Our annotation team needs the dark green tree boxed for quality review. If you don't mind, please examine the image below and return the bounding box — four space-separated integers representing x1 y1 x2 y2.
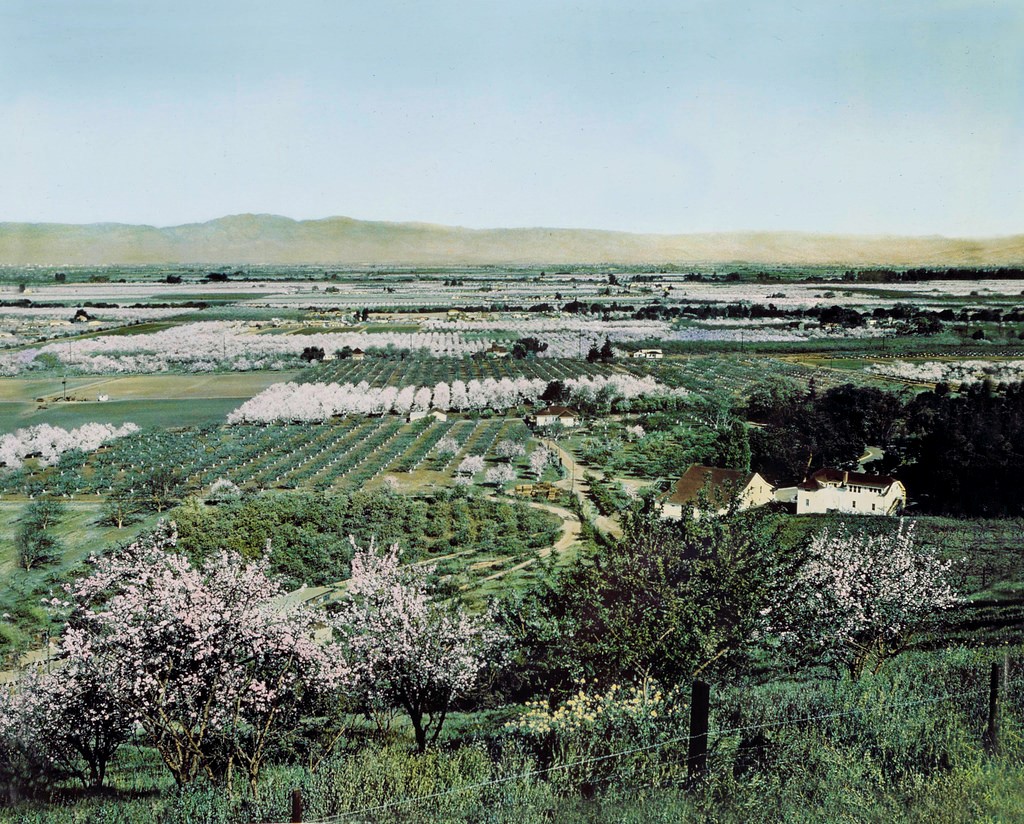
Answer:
505 498 795 691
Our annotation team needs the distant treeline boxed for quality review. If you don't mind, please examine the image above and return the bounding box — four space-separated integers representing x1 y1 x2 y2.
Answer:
637 301 1024 328
844 267 1024 282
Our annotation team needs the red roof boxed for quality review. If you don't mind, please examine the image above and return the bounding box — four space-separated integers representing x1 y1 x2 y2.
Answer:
666 465 760 505
536 405 576 418
806 468 897 489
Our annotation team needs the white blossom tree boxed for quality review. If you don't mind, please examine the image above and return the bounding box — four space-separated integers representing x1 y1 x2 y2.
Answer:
456 454 485 479
335 539 506 751
529 446 554 479
780 521 959 677
431 381 451 412
434 436 460 458
494 439 526 462
484 464 517 488
450 380 469 411
412 386 433 413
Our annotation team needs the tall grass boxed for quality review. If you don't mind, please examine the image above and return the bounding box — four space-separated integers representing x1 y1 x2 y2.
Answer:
5 646 1023 823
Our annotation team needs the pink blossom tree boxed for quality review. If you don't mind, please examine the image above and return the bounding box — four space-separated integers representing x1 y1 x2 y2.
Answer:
59 522 352 791
336 539 506 752
8 654 135 789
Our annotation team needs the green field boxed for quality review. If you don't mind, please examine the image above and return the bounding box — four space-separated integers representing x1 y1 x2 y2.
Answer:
0 371 302 432
0 502 158 577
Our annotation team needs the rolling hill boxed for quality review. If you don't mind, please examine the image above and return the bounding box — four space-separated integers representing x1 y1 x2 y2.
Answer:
1 213 1022 267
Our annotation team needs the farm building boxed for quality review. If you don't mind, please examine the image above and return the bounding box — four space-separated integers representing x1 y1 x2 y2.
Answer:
661 464 774 519
534 405 578 427
779 468 906 515
632 348 664 359
350 348 366 361
486 343 511 358
408 409 447 422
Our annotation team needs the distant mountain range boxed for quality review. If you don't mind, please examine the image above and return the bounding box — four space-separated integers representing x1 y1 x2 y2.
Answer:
0 214 1021 267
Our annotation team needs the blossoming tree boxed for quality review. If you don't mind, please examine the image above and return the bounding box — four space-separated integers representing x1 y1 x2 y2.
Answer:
781 520 959 677
6 649 136 789
336 539 506 752
59 522 351 791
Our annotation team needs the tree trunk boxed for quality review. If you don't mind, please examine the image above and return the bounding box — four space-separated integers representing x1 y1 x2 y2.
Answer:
409 708 427 753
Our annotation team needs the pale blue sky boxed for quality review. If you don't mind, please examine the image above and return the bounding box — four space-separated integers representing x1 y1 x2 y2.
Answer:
1 1 1021 235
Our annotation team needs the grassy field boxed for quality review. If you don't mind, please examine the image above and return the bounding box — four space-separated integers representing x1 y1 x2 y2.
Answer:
0 371 302 432
0 502 157 577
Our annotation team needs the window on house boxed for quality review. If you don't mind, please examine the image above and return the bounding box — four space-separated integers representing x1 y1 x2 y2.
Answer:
871 503 876 511
851 500 856 508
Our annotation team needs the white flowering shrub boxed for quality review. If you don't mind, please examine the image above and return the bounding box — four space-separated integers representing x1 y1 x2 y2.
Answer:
506 680 686 785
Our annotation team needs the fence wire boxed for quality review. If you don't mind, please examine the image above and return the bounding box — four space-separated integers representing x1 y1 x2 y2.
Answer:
270 685 984 824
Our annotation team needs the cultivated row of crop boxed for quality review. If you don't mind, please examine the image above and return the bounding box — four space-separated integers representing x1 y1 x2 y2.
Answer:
1 321 496 375
866 358 1024 385
626 355 881 398
1 417 539 499
227 373 687 423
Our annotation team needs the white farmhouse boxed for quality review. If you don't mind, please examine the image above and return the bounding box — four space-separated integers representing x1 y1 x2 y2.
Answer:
534 405 578 427
632 348 664 359
661 464 775 520
784 468 906 515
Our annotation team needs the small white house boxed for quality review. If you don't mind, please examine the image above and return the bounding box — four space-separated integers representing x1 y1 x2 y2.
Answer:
783 468 906 515
661 464 774 520
408 409 448 422
632 348 664 359
535 405 578 427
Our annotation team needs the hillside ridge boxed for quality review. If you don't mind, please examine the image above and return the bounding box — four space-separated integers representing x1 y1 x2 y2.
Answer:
1 214 1022 266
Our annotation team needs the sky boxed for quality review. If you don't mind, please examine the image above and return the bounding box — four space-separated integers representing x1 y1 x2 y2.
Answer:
1 0 1022 236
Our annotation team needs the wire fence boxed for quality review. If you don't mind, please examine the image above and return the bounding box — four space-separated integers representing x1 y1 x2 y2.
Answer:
265 681 995 824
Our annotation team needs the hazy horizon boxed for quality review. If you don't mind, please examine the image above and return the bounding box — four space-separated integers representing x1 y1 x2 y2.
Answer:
3 2 1022 237
3 212 1023 242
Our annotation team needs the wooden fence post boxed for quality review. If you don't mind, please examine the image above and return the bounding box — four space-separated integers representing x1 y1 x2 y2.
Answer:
983 662 1001 755
291 787 303 823
687 680 711 783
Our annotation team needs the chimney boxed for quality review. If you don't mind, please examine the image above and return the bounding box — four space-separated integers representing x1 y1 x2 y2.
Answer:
843 470 849 485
